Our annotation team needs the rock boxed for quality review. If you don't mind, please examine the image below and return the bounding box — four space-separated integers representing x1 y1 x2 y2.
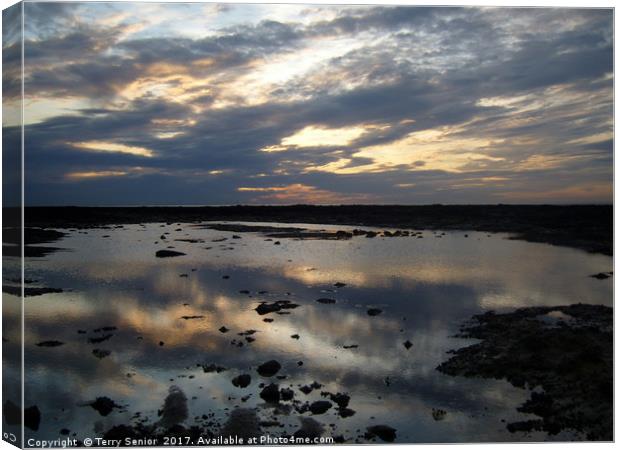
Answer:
309 401 332 415
3 286 64 297
297 361 303 366
365 231 377 238
367 308 382 316
88 334 113 344
437 304 613 440
300 385 313 395
92 349 111 359
291 334 300 340
280 388 294 401
159 341 165 346
257 360 281 377
403 340 413 350
255 301 300 315
181 315 204 320
24 405 41 431
222 275 230 279
366 425 396 442
219 326 229 333
155 250 186 258
329 393 350 408
239 290 250 294
89 397 120 416
432 408 447 421
232 374 251 388
334 282 346 288
200 364 227 373
260 384 280 403
3 400 20 425
339 408 356 418
316 298 336 304
263 318 274 323
591 272 611 280
343 344 358 349
36 340 64 347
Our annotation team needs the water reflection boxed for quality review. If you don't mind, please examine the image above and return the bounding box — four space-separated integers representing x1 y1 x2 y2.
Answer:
4 222 612 444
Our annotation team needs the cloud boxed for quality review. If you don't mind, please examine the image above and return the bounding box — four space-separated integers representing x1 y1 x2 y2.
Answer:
10 4 613 205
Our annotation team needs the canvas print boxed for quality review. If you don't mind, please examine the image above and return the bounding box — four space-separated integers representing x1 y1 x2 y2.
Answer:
1 1 613 447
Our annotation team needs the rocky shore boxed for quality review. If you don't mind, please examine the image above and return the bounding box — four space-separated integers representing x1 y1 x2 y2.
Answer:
14 204 612 255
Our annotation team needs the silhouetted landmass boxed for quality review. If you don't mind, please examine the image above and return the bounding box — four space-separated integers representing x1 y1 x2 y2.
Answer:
13 204 613 255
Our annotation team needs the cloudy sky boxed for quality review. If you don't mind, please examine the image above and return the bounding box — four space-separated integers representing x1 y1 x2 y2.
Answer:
2 2 613 205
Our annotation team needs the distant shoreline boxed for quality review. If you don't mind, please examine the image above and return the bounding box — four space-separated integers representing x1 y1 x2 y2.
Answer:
5 204 613 256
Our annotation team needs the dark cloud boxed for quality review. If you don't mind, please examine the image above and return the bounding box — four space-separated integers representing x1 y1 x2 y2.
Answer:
8 4 612 205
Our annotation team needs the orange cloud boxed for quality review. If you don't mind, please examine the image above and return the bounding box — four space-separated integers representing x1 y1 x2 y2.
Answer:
238 183 372 204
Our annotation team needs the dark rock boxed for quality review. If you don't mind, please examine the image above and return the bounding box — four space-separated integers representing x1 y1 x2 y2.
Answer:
260 384 280 403
36 340 64 347
437 304 612 440
89 397 120 416
200 364 227 373
291 334 300 340
309 401 332 415
339 408 356 418
334 282 346 288
329 393 350 408
255 300 300 315
257 360 281 377
316 298 336 304
24 405 41 431
280 388 294 401
432 408 447 421
366 425 396 442
232 374 251 388
219 326 229 333
403 340 413 350
3 286 64 297
92 349 111 359
299 385 313 395
591 272 611 280
155 250 186 258
367 308 382 316
88 334 113 344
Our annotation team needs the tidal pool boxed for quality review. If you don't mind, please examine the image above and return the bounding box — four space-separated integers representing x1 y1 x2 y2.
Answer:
3 221 613 444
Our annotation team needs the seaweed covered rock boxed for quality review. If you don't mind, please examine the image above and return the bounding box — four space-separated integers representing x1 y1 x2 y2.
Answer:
437 304 612 440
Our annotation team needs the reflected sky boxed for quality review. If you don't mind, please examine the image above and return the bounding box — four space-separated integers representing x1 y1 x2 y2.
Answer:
4 222 612 443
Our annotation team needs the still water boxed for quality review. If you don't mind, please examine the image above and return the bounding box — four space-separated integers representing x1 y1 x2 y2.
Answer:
4 222 613 443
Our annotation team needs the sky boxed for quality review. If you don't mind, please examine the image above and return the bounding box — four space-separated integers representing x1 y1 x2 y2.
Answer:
2 2 614 205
